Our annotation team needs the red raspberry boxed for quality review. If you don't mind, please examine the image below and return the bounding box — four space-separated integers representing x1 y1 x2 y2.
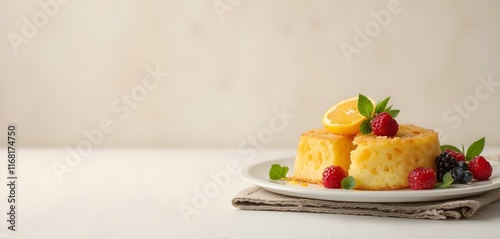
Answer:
408 167 437 190
444 148 466 162
322 166 348 188
371 112 399 137
468 156 492 181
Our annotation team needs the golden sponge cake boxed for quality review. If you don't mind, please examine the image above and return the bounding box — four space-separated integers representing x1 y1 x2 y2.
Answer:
349 124 440 190
292 129 355 184
291 124 440 190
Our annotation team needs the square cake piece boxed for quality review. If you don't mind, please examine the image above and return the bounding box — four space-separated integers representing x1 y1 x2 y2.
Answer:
292 128 355 184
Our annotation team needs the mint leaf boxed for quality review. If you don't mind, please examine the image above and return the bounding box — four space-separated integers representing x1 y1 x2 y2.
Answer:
357 94 374 119
375 97 390 114
435 172 453 189
341 176 356 189
360 119 372 134
282 166 289 177
440 145 462 153
387 109 400 118
466 137 485 161
269 164 289 180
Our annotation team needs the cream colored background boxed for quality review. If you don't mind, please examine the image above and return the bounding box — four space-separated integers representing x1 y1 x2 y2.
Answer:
1 0 499 148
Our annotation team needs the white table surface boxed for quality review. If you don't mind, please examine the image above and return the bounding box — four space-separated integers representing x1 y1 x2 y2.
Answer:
1 147 500 239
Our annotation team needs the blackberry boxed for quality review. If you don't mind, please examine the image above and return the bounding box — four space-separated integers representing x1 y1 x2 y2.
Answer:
435 152 457 182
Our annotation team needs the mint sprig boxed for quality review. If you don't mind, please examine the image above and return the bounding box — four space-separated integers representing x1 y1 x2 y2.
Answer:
341 176 356 189
269 164 289 180
358 94 399 135
440 137 485 162
435 172 453 189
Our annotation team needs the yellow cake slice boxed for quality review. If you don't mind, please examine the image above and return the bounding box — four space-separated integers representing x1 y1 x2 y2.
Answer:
349 124 440 190
292 128 355 184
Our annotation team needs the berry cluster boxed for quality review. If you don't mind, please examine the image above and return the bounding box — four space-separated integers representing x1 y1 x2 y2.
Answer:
409 140 492 190
436 149 492 183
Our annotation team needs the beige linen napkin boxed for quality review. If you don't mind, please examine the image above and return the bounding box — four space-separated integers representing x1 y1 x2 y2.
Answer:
232 186 500 220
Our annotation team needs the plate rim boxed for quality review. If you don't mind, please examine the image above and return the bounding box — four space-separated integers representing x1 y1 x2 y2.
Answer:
241 157 500 203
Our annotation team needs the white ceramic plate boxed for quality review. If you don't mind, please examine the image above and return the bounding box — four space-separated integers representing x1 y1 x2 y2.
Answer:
241 157 500 202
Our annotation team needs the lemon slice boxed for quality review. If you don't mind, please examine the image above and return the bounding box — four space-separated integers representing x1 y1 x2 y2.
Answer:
322 96 375 135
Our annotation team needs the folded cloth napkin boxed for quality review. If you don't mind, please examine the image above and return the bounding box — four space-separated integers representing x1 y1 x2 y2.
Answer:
232 186 500 220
